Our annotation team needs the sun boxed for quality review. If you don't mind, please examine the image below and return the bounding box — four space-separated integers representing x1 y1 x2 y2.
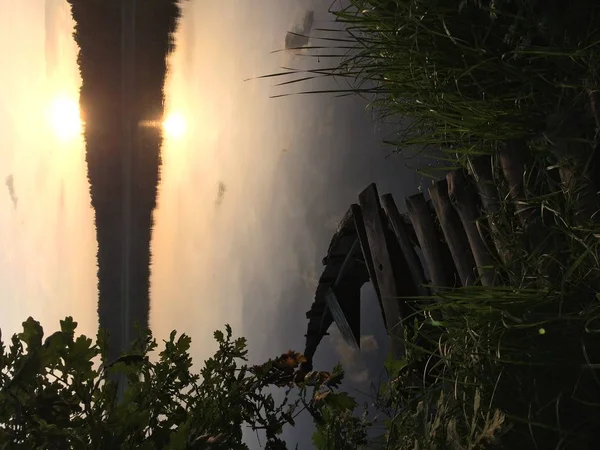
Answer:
163 112 187 139
48 96 82 141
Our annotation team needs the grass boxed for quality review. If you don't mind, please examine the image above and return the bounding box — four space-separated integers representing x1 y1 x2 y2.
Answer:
263 0 600 157
258 0 600 448
375 156 600 448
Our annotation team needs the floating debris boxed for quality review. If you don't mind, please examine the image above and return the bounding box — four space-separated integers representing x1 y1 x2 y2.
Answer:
5 175 17 209
215 181 227 206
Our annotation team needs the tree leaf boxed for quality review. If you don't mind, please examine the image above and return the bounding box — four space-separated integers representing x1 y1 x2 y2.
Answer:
19 317 43 350
60 317 78 336
312 429 328 450
384 352 408 377
167 418 191 450
327 392 357 412
323 369 344 388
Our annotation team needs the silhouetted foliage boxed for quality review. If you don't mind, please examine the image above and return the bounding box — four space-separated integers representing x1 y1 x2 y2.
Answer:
0 317 370 449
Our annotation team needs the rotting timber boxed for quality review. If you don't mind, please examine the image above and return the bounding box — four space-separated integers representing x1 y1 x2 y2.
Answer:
301 149 600 371
300 207 369 374
300 186 423 374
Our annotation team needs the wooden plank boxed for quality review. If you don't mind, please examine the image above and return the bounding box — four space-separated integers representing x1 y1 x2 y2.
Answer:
358 184 407 358
324 289 359 349
338 283 362 348
468 155 511 262
403 193 456 289
319 238 362 347
333 239 360 287
351 204 386 329
468 155 500 214
318 308 333 335
446 170 497 286
381 194 429 297
429 180 478 286
400 213 420 248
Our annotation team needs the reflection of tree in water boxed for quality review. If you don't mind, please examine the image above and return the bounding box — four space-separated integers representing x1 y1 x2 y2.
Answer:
66 0 182 365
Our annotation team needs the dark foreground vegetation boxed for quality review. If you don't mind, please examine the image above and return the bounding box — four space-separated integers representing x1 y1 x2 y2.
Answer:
0 318 361 449
264 0 600 448
67 0 182 363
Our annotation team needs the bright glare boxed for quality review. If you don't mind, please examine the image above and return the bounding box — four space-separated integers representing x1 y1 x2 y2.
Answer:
163 112 187 139
49 96 82 141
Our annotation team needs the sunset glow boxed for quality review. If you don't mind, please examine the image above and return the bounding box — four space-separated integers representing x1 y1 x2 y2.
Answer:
48 96 82 141
163 112 187 139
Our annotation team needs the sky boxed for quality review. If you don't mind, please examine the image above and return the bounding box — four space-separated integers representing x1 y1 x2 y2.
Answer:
0 0 97 340
0 0 426 447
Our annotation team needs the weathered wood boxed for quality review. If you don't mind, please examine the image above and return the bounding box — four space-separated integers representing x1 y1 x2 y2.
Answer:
498 141 537 225
404 193 457 289
468 155 512 262
358 184 409 358
381 194 429 296
446 170 497 286
314 239 363 348
398 213 420 248
324 289 359 350
429 180 478 286
351 204 386 329
468 155 500 214
333 239 360 287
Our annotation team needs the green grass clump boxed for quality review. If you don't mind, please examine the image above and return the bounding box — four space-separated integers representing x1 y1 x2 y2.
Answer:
381 287 600 448
370 157 600 448
265 0 600 155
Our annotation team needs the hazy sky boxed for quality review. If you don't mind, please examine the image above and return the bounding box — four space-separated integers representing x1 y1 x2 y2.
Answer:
0 0 97 340
0 0 424 447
